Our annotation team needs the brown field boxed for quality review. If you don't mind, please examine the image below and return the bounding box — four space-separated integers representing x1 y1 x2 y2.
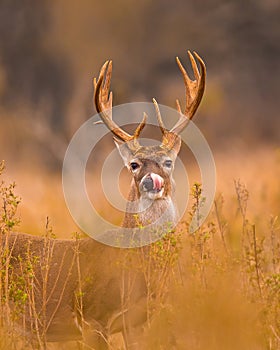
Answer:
1 144 279 349
3 145 279 236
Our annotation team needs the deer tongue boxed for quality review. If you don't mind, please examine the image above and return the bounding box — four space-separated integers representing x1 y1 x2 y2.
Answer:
150 173 164 191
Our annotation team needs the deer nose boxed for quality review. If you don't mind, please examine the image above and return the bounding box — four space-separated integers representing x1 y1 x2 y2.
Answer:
141 173 164 192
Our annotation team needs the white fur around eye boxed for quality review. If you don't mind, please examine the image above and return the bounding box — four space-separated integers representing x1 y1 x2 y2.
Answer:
164 160 172 168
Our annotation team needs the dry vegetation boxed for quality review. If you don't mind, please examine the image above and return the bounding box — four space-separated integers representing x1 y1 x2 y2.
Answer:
1 145 279 349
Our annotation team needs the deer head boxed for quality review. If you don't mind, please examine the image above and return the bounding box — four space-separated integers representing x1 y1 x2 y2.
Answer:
93 51 206 229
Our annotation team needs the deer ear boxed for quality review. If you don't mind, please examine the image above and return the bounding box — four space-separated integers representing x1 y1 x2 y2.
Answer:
113 138 134 166
171 135 181 156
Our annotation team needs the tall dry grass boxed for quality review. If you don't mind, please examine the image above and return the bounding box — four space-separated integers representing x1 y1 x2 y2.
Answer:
0 145 280 349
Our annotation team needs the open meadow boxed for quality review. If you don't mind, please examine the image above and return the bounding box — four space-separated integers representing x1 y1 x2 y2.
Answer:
1 144 279 349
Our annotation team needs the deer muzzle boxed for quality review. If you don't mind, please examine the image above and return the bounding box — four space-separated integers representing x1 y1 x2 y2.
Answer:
141 173 164 193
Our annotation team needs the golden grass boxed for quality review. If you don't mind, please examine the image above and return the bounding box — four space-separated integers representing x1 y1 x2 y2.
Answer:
1 145 280 349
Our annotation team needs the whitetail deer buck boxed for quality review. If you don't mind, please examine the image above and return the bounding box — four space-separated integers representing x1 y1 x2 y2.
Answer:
93 50 205 237
1 51 206 349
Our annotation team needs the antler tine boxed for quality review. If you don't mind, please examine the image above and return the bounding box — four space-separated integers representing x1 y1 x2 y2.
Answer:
175 99 182 114
134 113 147 138
153 98 166 134
170 51 206 135
94 60 112 116
94 60 146 143
153 98 180 150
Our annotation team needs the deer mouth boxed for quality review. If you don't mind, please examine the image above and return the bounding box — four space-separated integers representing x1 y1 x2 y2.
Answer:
140 173 164 199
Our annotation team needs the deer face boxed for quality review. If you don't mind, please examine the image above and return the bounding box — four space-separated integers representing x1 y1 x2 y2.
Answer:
114 140 181 201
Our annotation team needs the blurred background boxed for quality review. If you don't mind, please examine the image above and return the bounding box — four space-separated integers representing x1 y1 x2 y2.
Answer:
0 0 279 234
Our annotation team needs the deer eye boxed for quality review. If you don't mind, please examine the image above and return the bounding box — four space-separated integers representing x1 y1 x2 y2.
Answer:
130 162 140 171
164 160 172 168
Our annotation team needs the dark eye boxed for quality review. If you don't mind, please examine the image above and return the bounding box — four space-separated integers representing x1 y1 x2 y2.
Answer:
164 160 172 168
130 162 140 171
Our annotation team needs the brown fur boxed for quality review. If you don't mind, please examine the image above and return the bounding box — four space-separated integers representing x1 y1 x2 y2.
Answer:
119 145 179 229
3 232 146 349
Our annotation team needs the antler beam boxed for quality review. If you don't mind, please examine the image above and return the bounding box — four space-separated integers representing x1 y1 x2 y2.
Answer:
93 60 146 143
171 50 206 134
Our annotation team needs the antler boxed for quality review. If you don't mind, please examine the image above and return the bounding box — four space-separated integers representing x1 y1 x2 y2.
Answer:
94 51 206 150
93 60 146 143
153 51 206 149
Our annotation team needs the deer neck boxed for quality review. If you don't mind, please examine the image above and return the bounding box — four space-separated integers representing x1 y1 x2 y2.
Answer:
122 178 178 229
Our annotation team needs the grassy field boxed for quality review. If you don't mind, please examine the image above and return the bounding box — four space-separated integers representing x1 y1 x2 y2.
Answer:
0 145 280 349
